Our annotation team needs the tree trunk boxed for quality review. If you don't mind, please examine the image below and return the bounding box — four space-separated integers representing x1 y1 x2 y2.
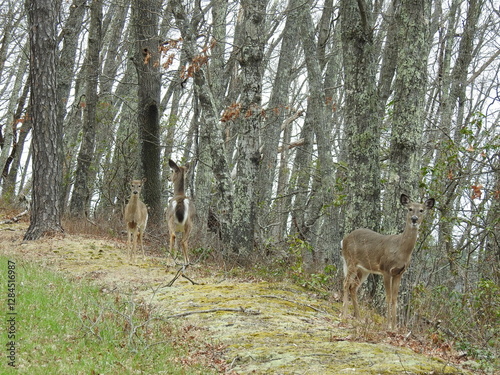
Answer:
70 0 102 217
340 0 381 306
386 0 431 323
133 0 163 226
340 0 380 233
1 45 29 200
2 67 31 200
298 0 335 271
57 0 87 126
231 0 267 260
256 0 299 244
24 0 64 240
383 0 430 233
433 0 481 276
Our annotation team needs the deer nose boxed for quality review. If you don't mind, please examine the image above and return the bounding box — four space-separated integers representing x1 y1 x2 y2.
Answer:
411 216 418 224
133 191 138 194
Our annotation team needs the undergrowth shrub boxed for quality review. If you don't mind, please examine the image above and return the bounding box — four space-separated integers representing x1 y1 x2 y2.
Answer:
252 235 338 298
410 280 499 373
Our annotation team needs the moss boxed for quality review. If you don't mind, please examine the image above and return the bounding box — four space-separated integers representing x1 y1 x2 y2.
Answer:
0 226 471 374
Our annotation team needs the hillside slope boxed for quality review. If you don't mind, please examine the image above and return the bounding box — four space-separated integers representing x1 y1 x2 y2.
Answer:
0 223 471 374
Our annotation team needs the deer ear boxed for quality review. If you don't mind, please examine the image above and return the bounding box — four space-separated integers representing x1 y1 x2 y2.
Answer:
142 178 147 183
169 159 179 171
425 198 435 209
400 194 410 206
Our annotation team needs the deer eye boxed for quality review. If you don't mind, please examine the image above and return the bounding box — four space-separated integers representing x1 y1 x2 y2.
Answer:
419 209 424 213
408 208 413 212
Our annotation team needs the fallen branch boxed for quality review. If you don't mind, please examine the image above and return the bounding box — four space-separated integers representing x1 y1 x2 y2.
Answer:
166 264 199 287
261 295 329 314
0 209 29 225
165 306 260 319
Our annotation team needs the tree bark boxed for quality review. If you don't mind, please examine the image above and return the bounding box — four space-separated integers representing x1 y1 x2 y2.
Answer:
383 0 430 233
339 0 381 305
256 0 299 243
340 0 381 233
297 0 335 271
384 0 432 323
24 0 64 240
133 0 163 226
70 0 102 217
231 0 267 260
2 64 31 200
0 44 29 199
433 0 481 275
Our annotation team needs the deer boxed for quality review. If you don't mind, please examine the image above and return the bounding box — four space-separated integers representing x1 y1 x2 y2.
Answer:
165 159 195 265
341 193 435 329
124 179 148 263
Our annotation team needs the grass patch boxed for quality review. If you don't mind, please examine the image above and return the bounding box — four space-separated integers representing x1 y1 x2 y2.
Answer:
0 256 220 374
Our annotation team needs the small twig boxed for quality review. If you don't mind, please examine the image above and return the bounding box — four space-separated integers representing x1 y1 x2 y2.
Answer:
166 264 192 287
78 308 104 341
165 306 260 319
166 267 184 287
260 295 329 314
181 273 199 285
165 264 199 286
86 217 97 226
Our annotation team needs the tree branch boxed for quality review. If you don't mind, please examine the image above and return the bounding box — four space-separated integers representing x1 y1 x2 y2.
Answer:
165 307 260 319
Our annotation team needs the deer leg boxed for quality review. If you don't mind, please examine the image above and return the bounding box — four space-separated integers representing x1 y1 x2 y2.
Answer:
180 236 190 265
383 274 393 328
139 227 145 259
390 275 402 329
342 267 356 317
183 224 191 265
342 274 351 318
352 269 370 319
350 270 362 319
127 227 133 260
343 268 364 319
131 227 138 263
169 232 176 257
383 273 402 329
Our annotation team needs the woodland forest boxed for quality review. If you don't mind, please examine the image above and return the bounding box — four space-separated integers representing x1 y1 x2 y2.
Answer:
0 0 499 368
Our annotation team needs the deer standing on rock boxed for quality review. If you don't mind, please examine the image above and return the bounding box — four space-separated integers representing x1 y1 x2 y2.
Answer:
341 194 435 329
165 159 195 265
124 179 148 262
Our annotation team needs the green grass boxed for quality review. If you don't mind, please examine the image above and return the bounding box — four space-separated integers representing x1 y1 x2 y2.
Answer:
1 257 218 374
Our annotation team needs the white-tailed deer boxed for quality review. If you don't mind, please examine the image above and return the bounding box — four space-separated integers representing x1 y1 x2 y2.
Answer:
341 194 435 329
165 159 195 265
124 179 148 262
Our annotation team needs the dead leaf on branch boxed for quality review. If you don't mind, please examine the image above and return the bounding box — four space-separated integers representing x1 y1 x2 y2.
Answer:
471 184 483 199
221 103 242 122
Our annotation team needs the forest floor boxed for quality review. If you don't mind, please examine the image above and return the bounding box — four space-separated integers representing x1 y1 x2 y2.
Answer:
0 218 477 374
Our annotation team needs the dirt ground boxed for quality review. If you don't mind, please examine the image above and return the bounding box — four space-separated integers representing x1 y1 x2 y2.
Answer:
0 222 473 374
